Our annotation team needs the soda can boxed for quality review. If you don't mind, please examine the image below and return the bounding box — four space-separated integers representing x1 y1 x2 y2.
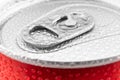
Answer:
0 0 120 80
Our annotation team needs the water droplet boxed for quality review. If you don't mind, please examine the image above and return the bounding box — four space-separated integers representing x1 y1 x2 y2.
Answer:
25 76 30 80
31 69 36 73
75 73 81 77
68 74 74 78
37 71 42 75
4 77 9 80
107 77 112 80
9 66 13 71
31 75 37 79
55 76 62 80
37 77 43 80
46 69 51 73
45 78 49 80
10 76 16 80
52 72 57 75
24 68 28 73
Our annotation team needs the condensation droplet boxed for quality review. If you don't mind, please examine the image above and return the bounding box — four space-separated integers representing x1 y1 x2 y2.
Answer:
75 73 81 77
31 75 37 79
37 71 43 75
24 68 28 73
4 77 9 80
9 66 13 71
25 76 30 80
31 69 36 73
107 77 112 80
37 77 43 80
55 76 62 80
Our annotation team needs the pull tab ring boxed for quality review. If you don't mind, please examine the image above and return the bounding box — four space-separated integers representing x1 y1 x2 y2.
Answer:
17 11 95 53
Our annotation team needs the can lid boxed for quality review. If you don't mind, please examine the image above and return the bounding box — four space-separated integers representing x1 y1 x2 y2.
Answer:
0 0 120 68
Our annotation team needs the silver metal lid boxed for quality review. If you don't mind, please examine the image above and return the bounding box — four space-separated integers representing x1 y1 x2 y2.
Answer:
0 0 120 68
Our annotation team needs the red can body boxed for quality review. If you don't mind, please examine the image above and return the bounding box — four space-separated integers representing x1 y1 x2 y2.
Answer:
0 53 120 80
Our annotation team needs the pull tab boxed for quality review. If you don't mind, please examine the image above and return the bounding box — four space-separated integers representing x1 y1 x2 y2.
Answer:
17 11 95 53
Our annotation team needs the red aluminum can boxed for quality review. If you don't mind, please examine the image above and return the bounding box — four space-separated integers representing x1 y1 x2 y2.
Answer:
0 0 120 80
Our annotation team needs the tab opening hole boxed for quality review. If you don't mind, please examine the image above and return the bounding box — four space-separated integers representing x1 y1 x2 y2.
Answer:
56 16 68 24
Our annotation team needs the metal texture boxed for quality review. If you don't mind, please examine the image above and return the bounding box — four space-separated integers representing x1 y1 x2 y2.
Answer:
0 0 120 68
0 0 120 80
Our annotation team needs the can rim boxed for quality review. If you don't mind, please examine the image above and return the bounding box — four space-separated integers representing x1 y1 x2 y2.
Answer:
0 44 120 68
0 0 120 68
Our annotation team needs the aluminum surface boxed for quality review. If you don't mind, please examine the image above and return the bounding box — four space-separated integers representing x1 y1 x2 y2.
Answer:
0 0 120 68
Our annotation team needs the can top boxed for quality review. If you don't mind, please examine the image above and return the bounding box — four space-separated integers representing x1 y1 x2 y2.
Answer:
0 0 120 68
